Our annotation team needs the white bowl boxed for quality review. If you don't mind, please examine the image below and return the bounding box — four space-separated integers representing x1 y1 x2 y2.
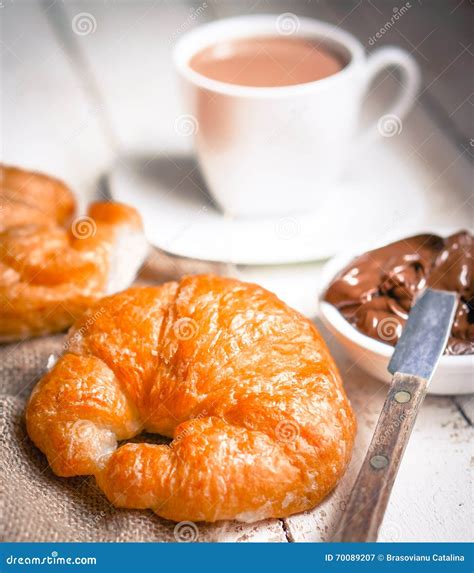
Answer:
319 251 473 395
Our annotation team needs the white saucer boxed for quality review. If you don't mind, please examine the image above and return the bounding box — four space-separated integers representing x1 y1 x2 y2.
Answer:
109 141 470 265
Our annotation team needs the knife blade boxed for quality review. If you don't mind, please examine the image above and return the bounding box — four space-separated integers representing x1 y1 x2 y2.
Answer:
388 288 458 381
336 288 458 542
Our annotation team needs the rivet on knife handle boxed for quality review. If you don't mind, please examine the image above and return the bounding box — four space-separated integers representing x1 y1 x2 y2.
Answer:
334 289 457 543
335 372 428 542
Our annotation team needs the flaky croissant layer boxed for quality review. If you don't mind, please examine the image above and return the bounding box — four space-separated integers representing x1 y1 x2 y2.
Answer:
26 275 356 523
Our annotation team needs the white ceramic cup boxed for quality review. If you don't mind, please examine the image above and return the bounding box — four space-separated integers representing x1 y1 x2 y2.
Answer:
174 15 420 218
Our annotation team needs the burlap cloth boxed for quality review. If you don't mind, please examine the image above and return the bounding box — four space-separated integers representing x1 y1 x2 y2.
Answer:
0 251 234 542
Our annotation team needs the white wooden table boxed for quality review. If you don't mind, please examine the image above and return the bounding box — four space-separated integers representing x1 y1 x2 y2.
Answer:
1 0 472 542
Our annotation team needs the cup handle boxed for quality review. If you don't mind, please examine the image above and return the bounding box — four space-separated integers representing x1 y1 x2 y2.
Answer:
359 46 421 142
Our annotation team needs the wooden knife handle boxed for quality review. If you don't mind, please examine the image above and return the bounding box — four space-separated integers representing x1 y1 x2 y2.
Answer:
335 372 428 542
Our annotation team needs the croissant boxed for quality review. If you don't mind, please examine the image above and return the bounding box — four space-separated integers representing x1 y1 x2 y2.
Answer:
26 275 356 523
0 165 148 341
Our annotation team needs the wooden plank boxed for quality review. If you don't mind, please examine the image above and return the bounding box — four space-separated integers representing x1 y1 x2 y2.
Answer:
0 0 112 206
454 395 474 426
283 320 473 542
336 372 432 543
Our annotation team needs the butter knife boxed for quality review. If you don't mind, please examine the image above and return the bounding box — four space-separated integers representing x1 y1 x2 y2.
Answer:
336 288 458 542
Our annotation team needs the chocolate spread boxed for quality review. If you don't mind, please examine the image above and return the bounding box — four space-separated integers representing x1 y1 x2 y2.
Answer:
324 231 473 355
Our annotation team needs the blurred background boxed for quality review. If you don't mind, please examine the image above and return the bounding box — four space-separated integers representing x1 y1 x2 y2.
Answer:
2 0 472 186
1 2 472 317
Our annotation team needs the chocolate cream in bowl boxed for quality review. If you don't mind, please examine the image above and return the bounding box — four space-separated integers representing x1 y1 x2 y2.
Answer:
324 231 473 355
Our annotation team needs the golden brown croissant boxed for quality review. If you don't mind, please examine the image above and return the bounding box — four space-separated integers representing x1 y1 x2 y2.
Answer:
26 275 356 523
0 165 148 341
